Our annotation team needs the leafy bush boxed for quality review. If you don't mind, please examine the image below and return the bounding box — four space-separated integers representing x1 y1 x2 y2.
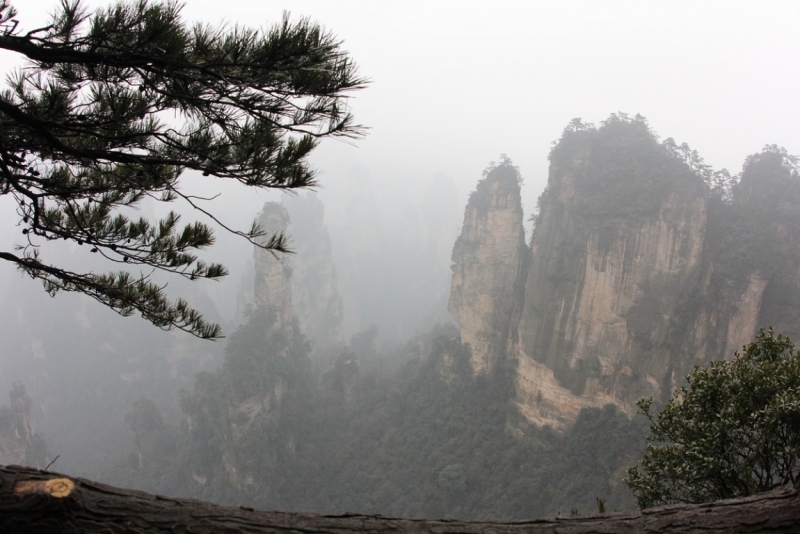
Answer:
626 328 800 508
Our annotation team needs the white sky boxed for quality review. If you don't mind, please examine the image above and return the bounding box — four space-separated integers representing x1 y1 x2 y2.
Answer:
6 0 800 219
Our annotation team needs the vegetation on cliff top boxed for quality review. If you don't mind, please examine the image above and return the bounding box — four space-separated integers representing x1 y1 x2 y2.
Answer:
467 154 523 211
547 113 707 218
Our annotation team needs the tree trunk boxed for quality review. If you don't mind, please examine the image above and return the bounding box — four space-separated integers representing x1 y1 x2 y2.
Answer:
1 465 799 533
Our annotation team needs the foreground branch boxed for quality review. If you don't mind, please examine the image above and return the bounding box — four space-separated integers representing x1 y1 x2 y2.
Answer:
1 465 799 533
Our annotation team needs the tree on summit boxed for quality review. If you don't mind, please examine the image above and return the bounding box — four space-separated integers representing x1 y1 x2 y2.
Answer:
0 0 365 339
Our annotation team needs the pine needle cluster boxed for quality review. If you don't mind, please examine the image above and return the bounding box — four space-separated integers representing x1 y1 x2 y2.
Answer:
0 0 366 338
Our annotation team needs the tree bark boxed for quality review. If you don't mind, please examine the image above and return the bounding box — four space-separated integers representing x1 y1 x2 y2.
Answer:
1 464 799 533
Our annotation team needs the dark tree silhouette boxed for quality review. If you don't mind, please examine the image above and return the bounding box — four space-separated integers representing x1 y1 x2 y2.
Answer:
0 0 365 338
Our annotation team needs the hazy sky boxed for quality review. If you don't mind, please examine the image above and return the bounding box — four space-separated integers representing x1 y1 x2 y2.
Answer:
5 0 800 221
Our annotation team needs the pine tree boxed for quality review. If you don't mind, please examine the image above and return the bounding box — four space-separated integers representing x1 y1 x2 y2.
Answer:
0 0 365 339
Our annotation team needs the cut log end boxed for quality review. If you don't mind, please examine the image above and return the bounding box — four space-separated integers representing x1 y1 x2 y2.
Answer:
13 478 75 498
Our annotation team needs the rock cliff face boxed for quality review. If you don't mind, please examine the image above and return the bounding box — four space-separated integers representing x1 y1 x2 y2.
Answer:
449 165 526 372
0 384 49 467
282 193 345 358
512 125 708 427
449 118 800 428
253 203 294 332
203 199 341 492
252 198 344 357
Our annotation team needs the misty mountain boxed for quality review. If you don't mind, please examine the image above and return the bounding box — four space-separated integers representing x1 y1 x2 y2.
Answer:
451 114 800 429
3 113 799 520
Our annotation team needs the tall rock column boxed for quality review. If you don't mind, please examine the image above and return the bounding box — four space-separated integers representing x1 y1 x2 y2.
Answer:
449 163 527 372
282 193 345 359
204 201 311 493
253 203 294 332
445 120 800 432
513 120 708 428
0 384 49 468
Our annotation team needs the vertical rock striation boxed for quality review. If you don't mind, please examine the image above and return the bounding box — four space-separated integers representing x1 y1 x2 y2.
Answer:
253 203 294 332
448 164 526 372
512 121 708 427
282 193 345 359
449 118 800 429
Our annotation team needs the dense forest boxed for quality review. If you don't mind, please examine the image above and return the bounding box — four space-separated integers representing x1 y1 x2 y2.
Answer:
100 318 647 519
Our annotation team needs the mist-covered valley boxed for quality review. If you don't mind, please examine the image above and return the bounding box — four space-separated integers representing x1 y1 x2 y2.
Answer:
1 0 800 524
4 111 800 518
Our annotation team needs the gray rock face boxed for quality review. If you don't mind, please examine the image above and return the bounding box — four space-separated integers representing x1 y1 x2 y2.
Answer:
449 123 800 429
282 193 344 359
448 165 526 372
219 197 346 489
513 144 708 428
251 197 345 357
253 203 294 332
0 384 48 467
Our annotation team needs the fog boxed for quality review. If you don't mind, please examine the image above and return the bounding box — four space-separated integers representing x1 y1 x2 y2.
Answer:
7 1 800 217
4 0 797 326
1 0 799 518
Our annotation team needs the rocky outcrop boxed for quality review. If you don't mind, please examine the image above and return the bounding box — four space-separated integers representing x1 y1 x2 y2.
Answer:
191 201 325 493
448 118 800 429
512 125 708 427
282 193 344 359
448 164 526 372
0 384 49 467
253 203 294 332
723 271 768 357
251 196 345 359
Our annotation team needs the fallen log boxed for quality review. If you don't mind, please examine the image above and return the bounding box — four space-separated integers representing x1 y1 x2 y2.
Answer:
1 464 799 533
